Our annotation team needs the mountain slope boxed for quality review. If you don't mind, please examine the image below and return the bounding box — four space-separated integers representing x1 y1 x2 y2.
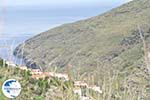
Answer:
14 0 150 71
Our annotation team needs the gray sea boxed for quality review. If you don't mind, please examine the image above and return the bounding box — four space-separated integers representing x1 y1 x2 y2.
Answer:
0 2 123 65
0 34 32 65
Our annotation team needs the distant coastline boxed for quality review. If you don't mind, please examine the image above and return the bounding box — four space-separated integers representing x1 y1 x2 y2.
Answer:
0 34 33 65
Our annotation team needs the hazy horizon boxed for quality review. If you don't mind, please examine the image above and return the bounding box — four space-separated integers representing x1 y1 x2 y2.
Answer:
0 0 132 36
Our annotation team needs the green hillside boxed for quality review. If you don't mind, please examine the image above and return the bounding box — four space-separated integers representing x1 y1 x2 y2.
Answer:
14 0 150 71
0 59 75 100
1 58 150 99
11 0 150 99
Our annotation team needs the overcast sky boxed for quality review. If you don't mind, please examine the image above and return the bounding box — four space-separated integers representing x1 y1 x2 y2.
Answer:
0 0 133 35
4 0 132 7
